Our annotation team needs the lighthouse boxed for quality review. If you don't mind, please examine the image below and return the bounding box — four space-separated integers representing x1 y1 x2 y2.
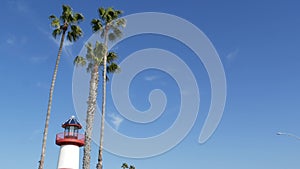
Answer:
55 116 85 169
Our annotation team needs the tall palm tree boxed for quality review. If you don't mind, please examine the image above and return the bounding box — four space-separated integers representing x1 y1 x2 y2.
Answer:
91 7 126 169
38 5 83 169
74 42 120 169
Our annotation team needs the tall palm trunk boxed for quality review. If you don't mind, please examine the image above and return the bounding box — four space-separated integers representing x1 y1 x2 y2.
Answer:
38 30 66 169
97 26 109 169
83 64 99 169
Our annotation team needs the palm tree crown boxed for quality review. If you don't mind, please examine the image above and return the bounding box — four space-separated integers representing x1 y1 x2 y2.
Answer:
74 41 120 73
121 163 129 169
49 5 84 41
129 166 136 169
121 163 135 169
91 7 126 40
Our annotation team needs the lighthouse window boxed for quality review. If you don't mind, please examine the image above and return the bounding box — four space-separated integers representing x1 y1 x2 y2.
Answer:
74 129 78 138
63 126 79 138
69 126 75 136
64 128 69 137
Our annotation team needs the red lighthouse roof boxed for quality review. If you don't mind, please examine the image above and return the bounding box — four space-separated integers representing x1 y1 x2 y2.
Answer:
62 115 82 129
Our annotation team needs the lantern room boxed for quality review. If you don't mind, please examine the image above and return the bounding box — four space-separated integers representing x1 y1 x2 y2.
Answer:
55 116 84 147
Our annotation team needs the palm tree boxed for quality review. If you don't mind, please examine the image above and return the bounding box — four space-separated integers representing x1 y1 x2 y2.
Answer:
121 163 129 169
38 5 83 169
121 163 135 169
129 165 136 169
74 42 120 169
91 7 126 169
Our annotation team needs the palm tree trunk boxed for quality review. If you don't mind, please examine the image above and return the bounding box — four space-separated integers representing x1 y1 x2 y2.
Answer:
82 64 99 169
97 26 109 169
38 30 66 169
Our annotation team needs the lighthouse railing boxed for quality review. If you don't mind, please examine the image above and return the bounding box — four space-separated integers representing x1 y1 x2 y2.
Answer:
56 132 85 146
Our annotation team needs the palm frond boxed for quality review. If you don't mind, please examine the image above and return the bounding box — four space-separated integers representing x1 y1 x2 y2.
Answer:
85 42 94 60
111 9 123 21
129 166 135 169
107 52 118 63
94 41 106 64
107 62 120 74
62 5 72 13
67 32 73 42
49 15 60 28
99 7 123 23
74 13 84 23
115 10 123 16
86 62 94 72
85 42 97 64
106 7 114 22
67 25 83 42
121 163 129 169
51 19 60 28
108 33 117 42
100 31 105 39
115 18 126 28
113 28 123 38
98 7 105 18
85 42 93 51
74 56 86 66
49 14 57 19
52 28 62 39
61 5 72 22
107 27 122 41
91 19 103 32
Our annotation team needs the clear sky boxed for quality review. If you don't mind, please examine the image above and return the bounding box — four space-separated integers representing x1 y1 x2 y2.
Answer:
1 0 300 169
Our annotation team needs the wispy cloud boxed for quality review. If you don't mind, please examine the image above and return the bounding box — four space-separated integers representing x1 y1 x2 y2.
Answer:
30 55 48 64
226 48 239 61
38 27 74 59
16 1 29 13
49 35 74 59
6 36 15 45
29 129 42 141
8 0 29 13
52 37 74 47
108 113 124 130
5 34 27 45
144 75 160 81
36 81 49 89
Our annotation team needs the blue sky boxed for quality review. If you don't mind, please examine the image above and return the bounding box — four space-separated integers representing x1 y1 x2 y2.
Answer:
1 0 300 169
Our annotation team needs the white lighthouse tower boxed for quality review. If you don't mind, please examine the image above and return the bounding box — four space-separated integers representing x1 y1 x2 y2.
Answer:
55 116 85 169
